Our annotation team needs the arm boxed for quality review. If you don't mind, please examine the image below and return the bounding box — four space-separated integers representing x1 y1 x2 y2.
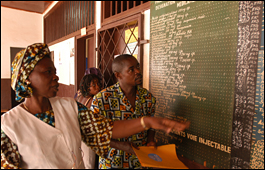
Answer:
77 102 113 158
111 91 189 138
112 117 190 139
80 100 189 156
1 130 21 169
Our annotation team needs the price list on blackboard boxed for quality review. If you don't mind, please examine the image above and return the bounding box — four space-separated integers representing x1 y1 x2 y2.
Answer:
149 1 263 169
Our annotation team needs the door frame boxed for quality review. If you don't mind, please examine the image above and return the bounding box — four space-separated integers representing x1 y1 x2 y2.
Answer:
75 29 96 92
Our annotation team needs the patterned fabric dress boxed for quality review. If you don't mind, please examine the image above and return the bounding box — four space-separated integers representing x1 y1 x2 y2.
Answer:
90 82 156 169
1 102 113 169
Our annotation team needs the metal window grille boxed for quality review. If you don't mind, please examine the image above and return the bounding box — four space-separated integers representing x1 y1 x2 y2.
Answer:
97 20 139 88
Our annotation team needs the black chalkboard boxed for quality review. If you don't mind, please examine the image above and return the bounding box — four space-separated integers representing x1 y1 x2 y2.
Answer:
249 4 264 165
149 1 263 169
250 50 264 169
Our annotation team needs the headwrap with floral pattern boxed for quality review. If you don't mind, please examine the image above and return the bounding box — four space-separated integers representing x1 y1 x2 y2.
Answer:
11 43 50 102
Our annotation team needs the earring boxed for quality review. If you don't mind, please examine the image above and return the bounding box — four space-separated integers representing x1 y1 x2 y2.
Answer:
25 80 31 85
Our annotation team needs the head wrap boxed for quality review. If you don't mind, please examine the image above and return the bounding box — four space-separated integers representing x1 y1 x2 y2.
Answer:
84 67 102 80
11 43 50 102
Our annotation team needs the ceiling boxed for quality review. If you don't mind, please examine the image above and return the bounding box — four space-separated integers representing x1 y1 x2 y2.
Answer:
1 1 53 14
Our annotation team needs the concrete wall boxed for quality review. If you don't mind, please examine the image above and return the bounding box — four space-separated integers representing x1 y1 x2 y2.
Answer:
1 7 43 110
1 6 43 79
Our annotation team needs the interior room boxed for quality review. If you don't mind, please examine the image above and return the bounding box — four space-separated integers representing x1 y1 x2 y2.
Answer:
1 1 264 169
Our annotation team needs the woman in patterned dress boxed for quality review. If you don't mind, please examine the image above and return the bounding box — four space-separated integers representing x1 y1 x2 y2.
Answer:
1 43 190 169
75 73 102 169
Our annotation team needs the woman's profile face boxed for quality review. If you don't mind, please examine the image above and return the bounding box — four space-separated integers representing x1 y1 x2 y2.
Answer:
28 57 59 98
89 78 101 96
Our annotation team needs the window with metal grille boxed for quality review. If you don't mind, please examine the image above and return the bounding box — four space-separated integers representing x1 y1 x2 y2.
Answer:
98 1 150 88
97 20 140 88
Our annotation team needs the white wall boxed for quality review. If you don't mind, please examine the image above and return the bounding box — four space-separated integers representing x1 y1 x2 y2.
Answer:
1 7 43 78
